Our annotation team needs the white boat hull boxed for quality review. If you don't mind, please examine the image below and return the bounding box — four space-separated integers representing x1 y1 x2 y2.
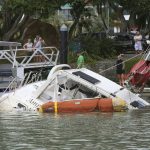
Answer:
0 65 149 111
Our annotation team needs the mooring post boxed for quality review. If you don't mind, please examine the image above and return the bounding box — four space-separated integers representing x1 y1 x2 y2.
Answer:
60 24 68 64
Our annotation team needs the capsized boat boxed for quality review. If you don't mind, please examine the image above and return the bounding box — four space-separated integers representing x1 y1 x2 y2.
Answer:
0 64 149 113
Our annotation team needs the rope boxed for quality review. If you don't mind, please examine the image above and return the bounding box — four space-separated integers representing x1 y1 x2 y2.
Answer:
99 50 149 74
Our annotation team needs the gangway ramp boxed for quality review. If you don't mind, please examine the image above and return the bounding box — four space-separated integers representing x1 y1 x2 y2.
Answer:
0 41 59 90
0 46 59 69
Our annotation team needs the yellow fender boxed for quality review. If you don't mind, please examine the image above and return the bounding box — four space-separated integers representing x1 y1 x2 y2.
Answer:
38 106 44 113
112 97 127 112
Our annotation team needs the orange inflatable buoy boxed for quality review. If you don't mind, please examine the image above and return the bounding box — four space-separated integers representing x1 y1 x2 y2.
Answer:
38 98 99 113
98 98 114 112
38 101 54 113
57 98 98 113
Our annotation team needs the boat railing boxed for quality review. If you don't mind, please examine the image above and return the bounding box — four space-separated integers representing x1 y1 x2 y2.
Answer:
2 69 43 94
0 46 59 68
20 71 42 86
3 76 19 93
0 94 9 104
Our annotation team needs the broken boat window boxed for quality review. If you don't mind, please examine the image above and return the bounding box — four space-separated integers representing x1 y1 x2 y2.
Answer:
72 71 100 84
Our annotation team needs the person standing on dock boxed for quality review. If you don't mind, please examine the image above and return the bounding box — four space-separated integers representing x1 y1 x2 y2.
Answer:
23 38 33 56
116 54 125 86
23 38 33 49
34 37 46 62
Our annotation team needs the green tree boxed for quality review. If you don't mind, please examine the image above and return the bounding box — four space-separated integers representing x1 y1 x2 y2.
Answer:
1 0 150 41
110 0 150 31
67 0 88 39
0 0 65 41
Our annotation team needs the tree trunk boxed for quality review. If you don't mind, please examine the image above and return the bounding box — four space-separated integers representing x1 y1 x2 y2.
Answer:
2 14 29 41
69 19 79 40
96 4 108 31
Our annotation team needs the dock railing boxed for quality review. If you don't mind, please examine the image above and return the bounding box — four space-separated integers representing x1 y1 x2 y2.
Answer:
0 46 59 69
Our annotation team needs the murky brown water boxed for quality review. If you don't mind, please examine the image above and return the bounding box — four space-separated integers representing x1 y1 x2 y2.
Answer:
0 106 150 150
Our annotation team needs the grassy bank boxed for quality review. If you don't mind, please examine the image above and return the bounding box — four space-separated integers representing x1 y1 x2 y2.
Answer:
124 56 141 73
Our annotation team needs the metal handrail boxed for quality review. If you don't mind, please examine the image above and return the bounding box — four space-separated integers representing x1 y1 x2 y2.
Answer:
19 70 43 86
0 46 59 95
0 46 59 68
2 70 43 94
3 76 19 93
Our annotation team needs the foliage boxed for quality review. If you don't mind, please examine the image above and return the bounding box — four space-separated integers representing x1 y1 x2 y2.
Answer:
80 35 116 58
0 0 149 43
0 0 66 40
2 0 63 17
110 0 150 31
68 49 98 68
67 0 89 39
90 16 105 32
46 12 65 32
68 33 117 66
69 0 86 20
124 56 141 73
91 0 150 32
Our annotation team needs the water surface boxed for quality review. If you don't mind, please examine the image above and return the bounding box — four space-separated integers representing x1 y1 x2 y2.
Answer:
0 108 150 150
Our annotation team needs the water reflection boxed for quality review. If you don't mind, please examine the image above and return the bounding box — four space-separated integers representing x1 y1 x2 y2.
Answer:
0 110 150 150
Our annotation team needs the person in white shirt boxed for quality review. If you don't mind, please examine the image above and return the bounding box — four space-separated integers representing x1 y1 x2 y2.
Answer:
23 38 33 56
23 38 33 49
134 31 143 54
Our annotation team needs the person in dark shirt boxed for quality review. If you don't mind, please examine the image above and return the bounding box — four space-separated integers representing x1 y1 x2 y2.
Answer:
116 54 125 86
